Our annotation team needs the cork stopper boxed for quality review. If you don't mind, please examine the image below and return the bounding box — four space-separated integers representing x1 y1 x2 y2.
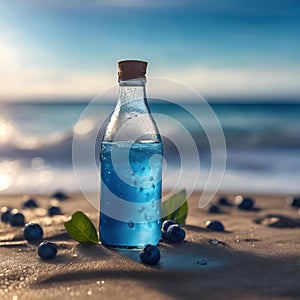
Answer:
118 60 148 81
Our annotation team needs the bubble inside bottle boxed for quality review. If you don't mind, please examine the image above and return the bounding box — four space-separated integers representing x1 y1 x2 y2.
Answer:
128 220 134 228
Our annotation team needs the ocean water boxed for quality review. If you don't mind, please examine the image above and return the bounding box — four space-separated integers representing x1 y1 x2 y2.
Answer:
0 101 300 195
100 141 162 247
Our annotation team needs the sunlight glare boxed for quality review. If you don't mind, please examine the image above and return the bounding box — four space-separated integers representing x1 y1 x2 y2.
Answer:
0 119 13 143
0 160 20 191
0 172 13 191
73 119 94 136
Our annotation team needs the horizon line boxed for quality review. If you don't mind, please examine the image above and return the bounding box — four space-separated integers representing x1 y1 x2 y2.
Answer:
1 94 300 104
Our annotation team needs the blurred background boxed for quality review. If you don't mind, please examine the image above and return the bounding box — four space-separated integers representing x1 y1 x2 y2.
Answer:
0 0 299 195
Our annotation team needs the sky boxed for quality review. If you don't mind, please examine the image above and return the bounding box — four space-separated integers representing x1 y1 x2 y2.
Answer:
0 0 299 101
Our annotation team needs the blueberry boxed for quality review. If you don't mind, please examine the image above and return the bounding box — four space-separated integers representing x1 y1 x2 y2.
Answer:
286 196 300 208
38 241 57 260
218 196 232 206
139 244 160 265
162 219 177 232
9 210 25 227
24 223 43 241
166 224 186 243
208 204 220 213
206 220 225 231
160 231 167 241
51 191 68 201
234 195 254 210
48 206 61 216
22 197 38 209
1 207 12 223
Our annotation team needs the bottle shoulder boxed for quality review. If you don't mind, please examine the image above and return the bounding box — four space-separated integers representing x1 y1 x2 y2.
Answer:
103 104 161 143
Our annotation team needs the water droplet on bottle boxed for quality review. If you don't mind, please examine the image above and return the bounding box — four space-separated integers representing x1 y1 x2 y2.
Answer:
138 207 144 213
105 201 110 206
151 183 155 189
107 171 111 175
130 171 135 176
133 180 137 186
144 213 150 221
120 193 124 198
149 176 153 181
139 187 143 192
128 220 134 228
151 201 155 208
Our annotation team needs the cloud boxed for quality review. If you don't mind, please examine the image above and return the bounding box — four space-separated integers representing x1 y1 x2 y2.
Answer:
163 67 300 97
18 0 183 9
0 38 299 101
0 38 115 100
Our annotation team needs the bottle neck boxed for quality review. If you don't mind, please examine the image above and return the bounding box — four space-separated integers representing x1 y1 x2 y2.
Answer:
118 78 146 107
103 77 161 142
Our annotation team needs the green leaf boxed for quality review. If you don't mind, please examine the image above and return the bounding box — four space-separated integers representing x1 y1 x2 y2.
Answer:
64 211 99 244
161 189 188 225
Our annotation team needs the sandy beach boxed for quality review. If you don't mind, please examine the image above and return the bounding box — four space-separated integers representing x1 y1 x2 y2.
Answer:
1 1 299 299
0 192 299 300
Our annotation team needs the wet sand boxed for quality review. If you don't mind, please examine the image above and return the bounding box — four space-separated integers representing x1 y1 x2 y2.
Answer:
0 192 299 300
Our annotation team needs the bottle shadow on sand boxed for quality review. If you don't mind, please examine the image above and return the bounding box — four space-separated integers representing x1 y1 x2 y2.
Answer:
33 225 299 299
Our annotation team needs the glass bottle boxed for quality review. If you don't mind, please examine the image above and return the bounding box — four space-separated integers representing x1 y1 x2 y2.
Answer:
100 60 163 248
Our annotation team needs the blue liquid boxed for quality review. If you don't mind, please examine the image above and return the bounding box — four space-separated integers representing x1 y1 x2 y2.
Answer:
100 141 163 248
